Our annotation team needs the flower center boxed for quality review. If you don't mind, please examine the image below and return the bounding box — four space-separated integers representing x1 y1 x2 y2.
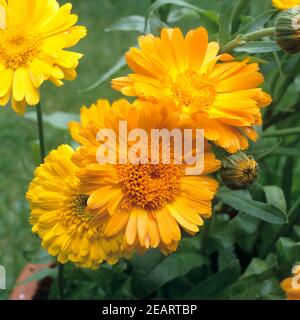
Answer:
173 71 216 113
64 194 92 226
0 26 42 69
117 163 183 211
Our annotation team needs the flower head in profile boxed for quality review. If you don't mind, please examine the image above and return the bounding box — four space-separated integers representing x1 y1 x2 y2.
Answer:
275 5 300 53
112 27 272 153
70 99 221 255
0 0 86 114
280 265 300 300
220 152 258 190
26 145 123 269
273 0 300 10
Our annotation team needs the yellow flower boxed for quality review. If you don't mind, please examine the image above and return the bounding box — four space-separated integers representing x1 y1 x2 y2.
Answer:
273 0 300 10
281 267 300 300
26 145 123 269
69 99 221 255
0 0 86 114
112 27 272 153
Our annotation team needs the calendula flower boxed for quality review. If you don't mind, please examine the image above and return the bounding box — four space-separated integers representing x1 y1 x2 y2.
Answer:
0 0 86 114
273 0 300 10
26 145 124 269
112 27 272 153
275 6 300 53
220 152 258 190
69 99 221 254
281 266 300 300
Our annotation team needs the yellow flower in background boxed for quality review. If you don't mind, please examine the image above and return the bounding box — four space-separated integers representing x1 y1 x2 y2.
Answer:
0 0 86 114
112 27 272 153
26 145 124 270
281 266 300 300
69 99 220 255
273 0 300 10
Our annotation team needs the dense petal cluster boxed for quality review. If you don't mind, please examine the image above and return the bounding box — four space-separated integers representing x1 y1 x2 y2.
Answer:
26 145 124 269
112 27 271 153
0 0 86 113
70 99 220 255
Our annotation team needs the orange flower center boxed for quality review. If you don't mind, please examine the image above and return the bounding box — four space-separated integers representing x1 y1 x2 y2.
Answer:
117 163 183 211
173 71 216 113
0 26 42 69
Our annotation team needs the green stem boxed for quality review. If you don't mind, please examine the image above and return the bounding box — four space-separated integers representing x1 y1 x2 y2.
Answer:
262 127 300 138
222 27 275 53
36 102 46 161
36 101 65 299
58 264 65 300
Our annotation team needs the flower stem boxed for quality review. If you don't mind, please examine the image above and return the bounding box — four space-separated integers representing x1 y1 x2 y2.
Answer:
58 264 65 300
221 27 276 53
36 102 46 161
36 101 65 299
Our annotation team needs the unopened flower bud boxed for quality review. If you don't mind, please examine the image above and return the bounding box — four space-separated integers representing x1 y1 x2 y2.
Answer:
220 152 258 190
275 6 300 54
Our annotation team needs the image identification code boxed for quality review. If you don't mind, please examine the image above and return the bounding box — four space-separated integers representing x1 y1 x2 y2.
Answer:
102 304 198 318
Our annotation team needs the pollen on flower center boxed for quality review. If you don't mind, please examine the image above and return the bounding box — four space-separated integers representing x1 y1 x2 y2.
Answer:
64 193 93 226
173 71 216 112
117 163 183 210
0 27 42 69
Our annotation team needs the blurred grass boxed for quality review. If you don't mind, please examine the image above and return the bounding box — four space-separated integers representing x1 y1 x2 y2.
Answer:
0 0 148 298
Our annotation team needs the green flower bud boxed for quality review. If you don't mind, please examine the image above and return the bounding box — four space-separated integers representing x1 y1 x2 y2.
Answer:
275 6 300 54
220 152 258 190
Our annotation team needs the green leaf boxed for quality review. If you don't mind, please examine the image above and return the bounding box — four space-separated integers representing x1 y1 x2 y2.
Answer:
237 9 276 35
25 111 79 130
233 41 280 53
276 237 300 267
145 0 218 32
251 139 281 161
263 186 287 214
273 147 300 157
259 198 300 258
294 226 300 240
131 253 208 298
242 258 270 278
217 189 288 224
81 56 126 92
231 0 250 33
218 0 234 46
218 268 279 300
18 267 57 286
282 157 294 207
105 15 145 33
262 127 300 138
23 248 54 264
183 260 241 299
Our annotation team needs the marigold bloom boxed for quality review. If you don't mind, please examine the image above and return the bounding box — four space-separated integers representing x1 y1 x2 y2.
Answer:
281 266 300 300
273 0 300 10
0 0 86 113
112 27 272 153
26 145 123 269
69 99 221 254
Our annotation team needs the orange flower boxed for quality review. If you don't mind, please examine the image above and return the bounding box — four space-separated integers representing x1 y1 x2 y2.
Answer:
112 27 271 153
70 99 221 254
